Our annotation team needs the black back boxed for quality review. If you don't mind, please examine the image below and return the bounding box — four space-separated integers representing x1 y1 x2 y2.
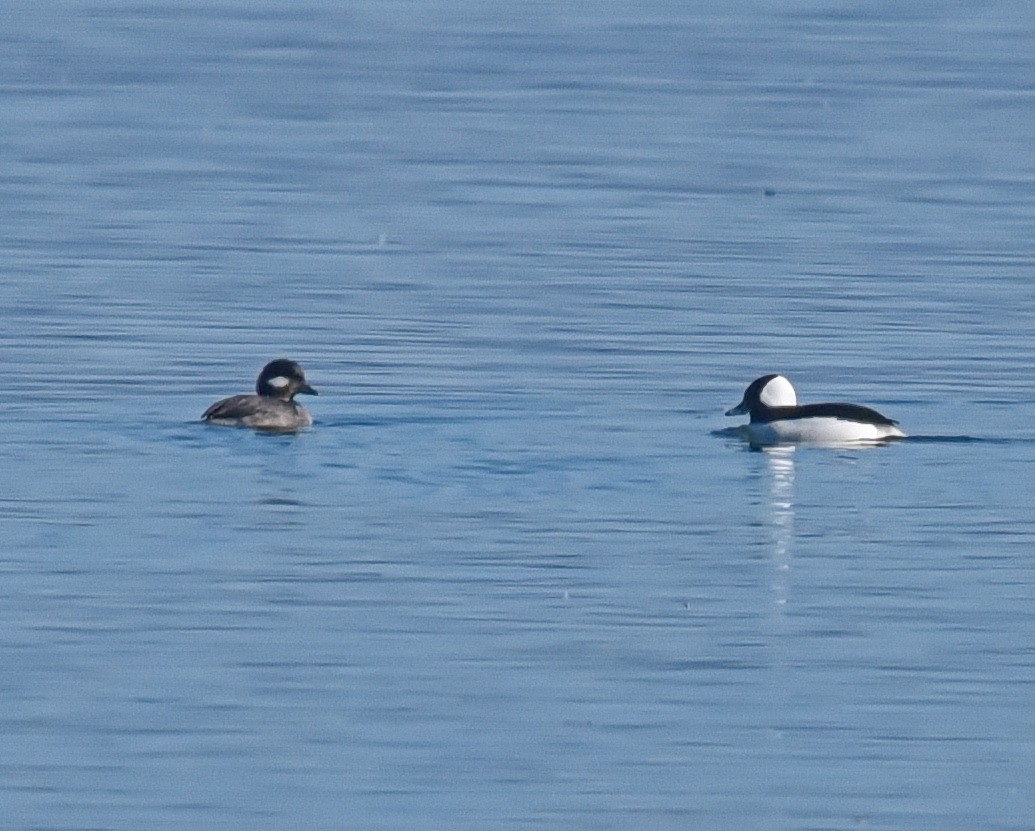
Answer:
761 402 899 426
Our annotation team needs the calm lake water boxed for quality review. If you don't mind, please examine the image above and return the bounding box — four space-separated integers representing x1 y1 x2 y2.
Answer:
3 2 1035 829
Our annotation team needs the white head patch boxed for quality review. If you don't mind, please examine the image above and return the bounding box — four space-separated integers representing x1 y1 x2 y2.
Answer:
266 375 291 389
759 375 797 407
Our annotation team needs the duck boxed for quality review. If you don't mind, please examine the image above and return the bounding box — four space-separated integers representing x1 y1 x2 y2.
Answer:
725 374 905 445
202 359 317 431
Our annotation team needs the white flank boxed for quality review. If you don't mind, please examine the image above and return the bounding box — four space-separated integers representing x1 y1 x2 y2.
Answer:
746 417 906 446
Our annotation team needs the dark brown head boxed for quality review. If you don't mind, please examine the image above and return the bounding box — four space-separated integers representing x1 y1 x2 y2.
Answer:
256 359 318 401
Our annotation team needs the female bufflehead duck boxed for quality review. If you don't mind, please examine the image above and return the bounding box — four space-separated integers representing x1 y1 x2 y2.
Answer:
726 374 905 445
202 359 317 431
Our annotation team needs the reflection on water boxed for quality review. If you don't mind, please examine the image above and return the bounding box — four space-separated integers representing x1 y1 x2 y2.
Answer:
764 447 795 611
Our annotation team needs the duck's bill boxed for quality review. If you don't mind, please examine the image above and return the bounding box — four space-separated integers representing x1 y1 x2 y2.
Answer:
725 402 748 416
299 384 318 396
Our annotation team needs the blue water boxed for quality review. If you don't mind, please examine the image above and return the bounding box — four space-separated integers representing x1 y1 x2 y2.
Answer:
3 2 1035 829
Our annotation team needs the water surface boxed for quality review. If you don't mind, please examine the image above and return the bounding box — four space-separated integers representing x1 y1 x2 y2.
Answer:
3 2 1035 829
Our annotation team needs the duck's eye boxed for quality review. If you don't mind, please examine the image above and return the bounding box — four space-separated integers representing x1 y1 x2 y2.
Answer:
267 376 290 389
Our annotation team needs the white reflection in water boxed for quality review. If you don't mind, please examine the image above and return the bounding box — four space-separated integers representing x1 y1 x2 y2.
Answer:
764 446 795 611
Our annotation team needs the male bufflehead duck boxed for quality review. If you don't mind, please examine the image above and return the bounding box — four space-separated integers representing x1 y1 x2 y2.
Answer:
726 374 905 445
202 359 317 431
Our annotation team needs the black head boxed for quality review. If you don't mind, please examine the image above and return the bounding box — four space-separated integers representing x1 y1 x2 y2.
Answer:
725 374 796 418
256 359 318 400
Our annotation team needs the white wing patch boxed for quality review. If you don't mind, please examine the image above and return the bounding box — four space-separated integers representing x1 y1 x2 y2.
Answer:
266 375 291 389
